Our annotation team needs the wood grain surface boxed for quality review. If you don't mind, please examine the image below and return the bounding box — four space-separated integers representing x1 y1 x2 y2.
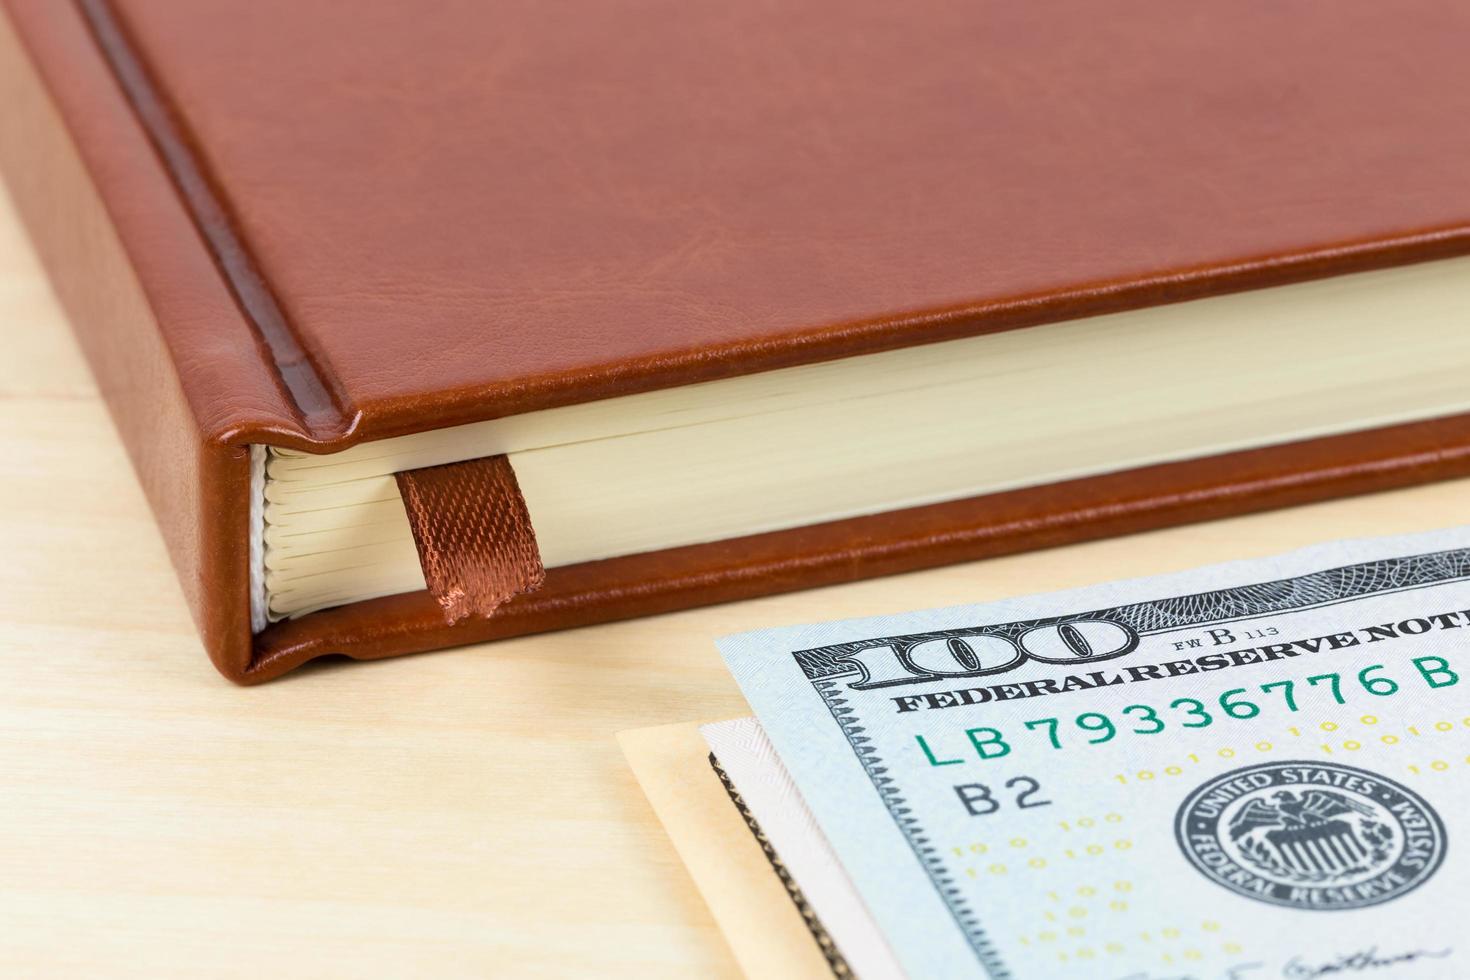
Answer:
4 180 1469 977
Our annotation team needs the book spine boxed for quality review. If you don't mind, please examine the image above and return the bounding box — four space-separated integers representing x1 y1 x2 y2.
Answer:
0 1 310 680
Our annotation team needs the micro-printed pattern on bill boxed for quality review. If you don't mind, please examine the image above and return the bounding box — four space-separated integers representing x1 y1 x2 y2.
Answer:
793 548 1470 686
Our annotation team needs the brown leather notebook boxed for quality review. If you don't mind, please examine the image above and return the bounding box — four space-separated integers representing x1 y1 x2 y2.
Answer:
5 0 1470 683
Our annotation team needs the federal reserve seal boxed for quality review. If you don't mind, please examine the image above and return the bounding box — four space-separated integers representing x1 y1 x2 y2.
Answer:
1175 760 1445 910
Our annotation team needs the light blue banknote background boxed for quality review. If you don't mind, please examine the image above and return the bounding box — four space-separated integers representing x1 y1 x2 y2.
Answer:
720 528 1470 979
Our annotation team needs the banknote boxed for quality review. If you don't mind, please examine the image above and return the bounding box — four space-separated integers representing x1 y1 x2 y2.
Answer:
717 527 1470 979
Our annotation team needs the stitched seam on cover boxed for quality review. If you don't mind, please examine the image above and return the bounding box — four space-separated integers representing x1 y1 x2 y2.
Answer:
73 0 344 433
248 445 267 633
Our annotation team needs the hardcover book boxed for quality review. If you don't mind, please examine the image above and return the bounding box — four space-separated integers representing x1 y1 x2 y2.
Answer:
4 0 1469 682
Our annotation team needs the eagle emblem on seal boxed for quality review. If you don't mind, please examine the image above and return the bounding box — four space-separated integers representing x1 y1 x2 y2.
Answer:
1227 788 1394 883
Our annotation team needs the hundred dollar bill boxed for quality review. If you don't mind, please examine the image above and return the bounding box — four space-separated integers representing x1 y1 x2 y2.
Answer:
717 527 1470 979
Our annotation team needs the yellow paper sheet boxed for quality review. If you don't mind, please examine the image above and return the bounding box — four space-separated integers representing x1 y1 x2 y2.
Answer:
619 722 833 980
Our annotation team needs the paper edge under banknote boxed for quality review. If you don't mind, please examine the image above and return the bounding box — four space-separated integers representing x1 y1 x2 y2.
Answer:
700 717 906 980
618 721 838 980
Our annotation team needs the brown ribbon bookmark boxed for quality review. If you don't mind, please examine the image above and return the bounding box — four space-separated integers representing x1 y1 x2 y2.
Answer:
394 455 546 624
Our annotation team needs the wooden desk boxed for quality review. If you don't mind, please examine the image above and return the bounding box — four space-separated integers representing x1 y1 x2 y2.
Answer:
4 181 1468 977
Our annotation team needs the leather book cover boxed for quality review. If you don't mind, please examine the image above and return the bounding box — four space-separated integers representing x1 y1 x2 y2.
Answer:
4 0 1470 683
